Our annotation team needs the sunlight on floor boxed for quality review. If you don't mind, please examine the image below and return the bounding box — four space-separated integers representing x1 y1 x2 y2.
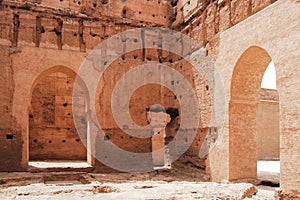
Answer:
29 161 91 168
257 161 280 173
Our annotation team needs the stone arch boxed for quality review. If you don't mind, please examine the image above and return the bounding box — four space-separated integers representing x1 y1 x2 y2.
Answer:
229 46 275 180
28 65 91 162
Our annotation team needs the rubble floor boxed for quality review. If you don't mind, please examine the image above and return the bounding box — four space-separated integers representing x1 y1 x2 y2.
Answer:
0 160 280 199
0 173 278 200
0 178 276 200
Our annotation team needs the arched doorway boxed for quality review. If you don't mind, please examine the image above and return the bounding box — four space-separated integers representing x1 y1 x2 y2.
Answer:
257 61 280 182
229 46 280 180
28 66 90 168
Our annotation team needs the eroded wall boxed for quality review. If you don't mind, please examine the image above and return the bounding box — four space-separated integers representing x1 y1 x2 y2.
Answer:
194 0 300 198
173 0 277 47
0 0 214 173
0 0 173 170
0 47 23 171
92 48 214 172
1 1 299 198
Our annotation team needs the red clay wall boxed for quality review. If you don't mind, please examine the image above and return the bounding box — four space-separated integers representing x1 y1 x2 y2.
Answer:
174 0 277 47
0 47 24 171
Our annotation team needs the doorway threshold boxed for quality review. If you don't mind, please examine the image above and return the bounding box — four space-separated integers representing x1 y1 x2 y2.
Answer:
28 160 93 173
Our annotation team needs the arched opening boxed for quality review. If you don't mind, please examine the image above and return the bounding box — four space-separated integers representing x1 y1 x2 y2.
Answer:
229 46 280 182
28 66 91 169
257 61 280 184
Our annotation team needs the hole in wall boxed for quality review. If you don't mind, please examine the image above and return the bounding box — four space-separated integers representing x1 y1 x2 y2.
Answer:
122 8 127 17
53 28 62 36
104 135 110 141
63 103 68 107
171 1 177 7
48 140 52 143
6 134 14 140
166 108 179 123
90 32 97 37
62 140 66 143
40 26 45 33
29 114 34 118
33 139 37 143
75 139 80 142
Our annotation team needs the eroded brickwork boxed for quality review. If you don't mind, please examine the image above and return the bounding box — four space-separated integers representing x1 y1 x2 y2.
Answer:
173 0 277 47
1 0 299 199
0 47 23 171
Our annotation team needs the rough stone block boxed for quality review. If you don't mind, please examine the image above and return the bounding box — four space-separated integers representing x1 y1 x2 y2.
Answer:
230 0 251 25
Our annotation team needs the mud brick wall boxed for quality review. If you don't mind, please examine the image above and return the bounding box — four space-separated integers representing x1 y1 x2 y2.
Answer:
0 0 280 174
173 0 277 47
0 47 23 171
6 0 172 26
0 0 173 52
92 46 214 171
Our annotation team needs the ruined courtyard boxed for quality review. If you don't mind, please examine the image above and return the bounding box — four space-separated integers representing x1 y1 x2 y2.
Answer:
0 0 299 199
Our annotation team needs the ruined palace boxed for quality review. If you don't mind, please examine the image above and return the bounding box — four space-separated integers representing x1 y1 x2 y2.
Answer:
0 0 299 199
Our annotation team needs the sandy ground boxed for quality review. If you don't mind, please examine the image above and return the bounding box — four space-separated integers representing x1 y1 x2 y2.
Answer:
0 172 278 200
0 161 279 199
1 180 276 200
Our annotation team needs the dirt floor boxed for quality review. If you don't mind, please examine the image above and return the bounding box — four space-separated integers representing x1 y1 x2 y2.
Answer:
0 171 278 200
0 160 280 199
